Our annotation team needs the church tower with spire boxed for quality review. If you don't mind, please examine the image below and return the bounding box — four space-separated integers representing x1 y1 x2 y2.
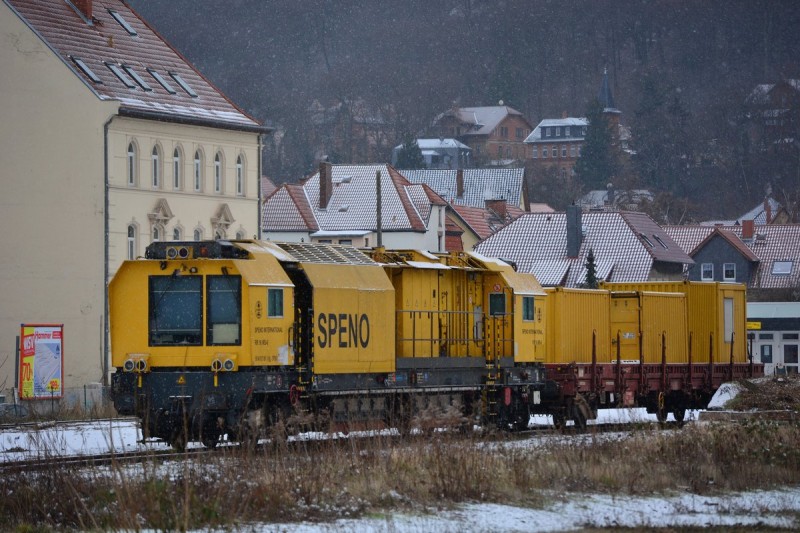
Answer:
597 67 622 134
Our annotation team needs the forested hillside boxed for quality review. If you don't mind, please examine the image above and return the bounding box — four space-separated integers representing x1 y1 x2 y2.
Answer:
128 0 800 221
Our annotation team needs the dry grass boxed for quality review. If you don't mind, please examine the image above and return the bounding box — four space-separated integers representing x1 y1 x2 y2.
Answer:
727 374 800 412
1 421 799 531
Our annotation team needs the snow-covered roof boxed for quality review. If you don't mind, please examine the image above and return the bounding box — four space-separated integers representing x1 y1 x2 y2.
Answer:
399 169 525 209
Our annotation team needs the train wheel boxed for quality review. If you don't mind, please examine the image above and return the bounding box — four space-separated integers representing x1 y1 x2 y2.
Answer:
201 431 220 449
672 407 686 426
170 430 187 452
552 412 566 430
655 392 668 425
571 405 587 432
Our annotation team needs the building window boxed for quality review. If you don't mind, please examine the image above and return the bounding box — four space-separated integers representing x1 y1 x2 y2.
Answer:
772 261 793 275
194 228 202 241
235 230 246 240
552 145 558 158
127 225 136 259
546 128 552 137
581 127 587 135
173 148 181 190
268 288 284 318
701 263 713 280
497 145 503 158
193 150 203 191
565 126 571 137
561 145 567 157
339 239 353 245
152 225 162 242
542 147 549 158
214 152 223 193
723 263 736 281
236 155 244 196
151 145 160 188
500 126 508 138
522 296 534 321
173 227 182 240
760 344 772 364
532 147 538 159
577 146 582 156
516 127 523 139
570 145 576 158
215 229 224 240
127 142 136 186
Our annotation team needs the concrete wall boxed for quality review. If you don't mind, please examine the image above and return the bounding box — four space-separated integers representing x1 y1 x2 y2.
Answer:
0 3 118 399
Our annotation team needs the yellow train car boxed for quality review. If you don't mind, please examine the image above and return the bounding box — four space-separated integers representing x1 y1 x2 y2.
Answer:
544 287 611 365
110 240 296 373
601 281 747 364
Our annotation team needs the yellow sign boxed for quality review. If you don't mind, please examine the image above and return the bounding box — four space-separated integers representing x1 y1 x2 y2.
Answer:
177 375 186 385
746 321 761 330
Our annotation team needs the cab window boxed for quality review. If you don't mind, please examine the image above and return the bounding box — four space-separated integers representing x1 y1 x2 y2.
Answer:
489 293 506 316
522 296 534 321
149 275 202 346
207 275 242 345
268 288 284 318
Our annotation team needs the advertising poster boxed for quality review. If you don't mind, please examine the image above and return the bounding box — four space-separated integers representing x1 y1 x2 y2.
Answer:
19 324 63 400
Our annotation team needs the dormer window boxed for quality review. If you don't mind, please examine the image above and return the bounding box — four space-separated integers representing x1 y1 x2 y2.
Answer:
148 69 176 94
772 261 793 275
565 126 571 137
71 57 102 84
546 128 552 137
122 65 152 91
640 233 654 248
169 72 198 97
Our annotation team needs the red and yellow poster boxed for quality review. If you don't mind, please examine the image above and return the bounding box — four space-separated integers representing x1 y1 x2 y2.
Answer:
19 324 63 400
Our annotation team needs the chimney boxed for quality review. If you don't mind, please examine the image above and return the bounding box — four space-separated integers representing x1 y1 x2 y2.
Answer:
456 169 464 198
606 182 614 206
561 110 568 119
764 197 772 224
485 199 507 218
566 205 582 258
319 161 332 209
742 219 755 240
72 0 93 19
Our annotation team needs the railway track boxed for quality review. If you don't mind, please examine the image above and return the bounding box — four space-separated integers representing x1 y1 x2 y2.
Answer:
0 415 689 473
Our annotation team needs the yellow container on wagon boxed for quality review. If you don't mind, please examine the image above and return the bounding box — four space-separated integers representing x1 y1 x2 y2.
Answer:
637 291 688 364
544 287 611 365
300 262 395 375
467 252 547 363
109 242 296 371
601 281 748 364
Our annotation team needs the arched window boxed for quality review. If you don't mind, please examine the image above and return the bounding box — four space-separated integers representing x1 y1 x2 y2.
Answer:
153 225 161 242
173 148 182 190
236 155 244 196
127 224 136 259
151 145 161 188
214 152 223 193
193 150 203 191
173 227 181 240
127 142 137 186
236 229 246 240
194 228 202 241
215 229 224 240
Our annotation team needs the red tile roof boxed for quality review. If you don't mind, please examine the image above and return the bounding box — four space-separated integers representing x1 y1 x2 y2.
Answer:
451 203 524 240
7 0 267 132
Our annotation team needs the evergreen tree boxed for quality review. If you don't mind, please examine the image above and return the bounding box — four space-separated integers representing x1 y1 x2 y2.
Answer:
395 133 426 169
573 99 620 191
583 248 599 289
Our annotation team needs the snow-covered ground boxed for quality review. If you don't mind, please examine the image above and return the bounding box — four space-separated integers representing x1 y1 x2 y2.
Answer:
4 399 798 531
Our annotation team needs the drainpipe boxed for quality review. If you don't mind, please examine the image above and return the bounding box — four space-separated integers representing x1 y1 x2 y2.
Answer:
103 115 114 387
257 133 263 239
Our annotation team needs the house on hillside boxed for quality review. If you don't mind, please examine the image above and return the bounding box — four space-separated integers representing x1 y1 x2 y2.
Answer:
665 222 800 302
577 187 654 212
390 138 471 169
262 163 448 251
700 196 789 226
744 79 800 152
429 105 532 165
475 206 692 287
0 0 269 402
524 69 630 179
400 168 528 210
307 98 395 164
